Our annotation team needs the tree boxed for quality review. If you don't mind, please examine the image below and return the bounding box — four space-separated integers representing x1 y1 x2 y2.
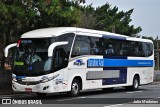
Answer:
33 0 82 28
142 36 154 41
0 0 37 46
0 0 38 68
95 3 142 36
74 5 97 29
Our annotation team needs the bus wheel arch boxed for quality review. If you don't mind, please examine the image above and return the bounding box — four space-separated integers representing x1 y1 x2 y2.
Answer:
134 74 140 85
126 74 140 91
69 76 82 97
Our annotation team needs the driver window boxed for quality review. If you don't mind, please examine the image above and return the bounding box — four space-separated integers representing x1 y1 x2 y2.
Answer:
52 33 74 71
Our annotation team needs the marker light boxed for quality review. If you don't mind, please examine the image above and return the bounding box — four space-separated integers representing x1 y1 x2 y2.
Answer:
17 40 21 47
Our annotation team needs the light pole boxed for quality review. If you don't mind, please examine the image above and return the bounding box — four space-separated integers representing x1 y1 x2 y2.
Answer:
156 36 159 70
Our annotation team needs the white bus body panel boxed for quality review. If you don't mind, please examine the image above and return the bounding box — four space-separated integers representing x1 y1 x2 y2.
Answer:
12 27 154 93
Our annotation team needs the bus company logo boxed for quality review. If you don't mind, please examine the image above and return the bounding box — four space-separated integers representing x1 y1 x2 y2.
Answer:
74 59 85 66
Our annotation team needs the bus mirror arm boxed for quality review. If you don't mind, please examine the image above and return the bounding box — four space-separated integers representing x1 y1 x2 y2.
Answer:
48 41 68 57
4 43 17 57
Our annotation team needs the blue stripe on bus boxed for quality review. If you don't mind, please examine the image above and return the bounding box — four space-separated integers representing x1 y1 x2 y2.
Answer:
103 35 126 40
87 59 154 67
103 59 153 67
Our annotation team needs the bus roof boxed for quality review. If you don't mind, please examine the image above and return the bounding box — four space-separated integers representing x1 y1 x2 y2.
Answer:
21 27 153 43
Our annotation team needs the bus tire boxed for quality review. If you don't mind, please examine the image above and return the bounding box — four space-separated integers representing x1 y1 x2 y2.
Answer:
69 79 80 97
36 93 47 97
126 76 139 91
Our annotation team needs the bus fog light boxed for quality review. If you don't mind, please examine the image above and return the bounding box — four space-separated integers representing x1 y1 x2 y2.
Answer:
12 85 16 89
43 86 50 90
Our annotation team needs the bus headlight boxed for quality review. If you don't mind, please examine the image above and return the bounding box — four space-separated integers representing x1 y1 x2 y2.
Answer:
40 78 49 83
40 74 60 83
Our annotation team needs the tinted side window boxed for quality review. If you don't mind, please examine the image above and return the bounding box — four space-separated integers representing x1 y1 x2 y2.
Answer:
57 33 74 56
103 38 153 57
52 33 74 70
148 43 153 56
71 35 90 57
104 39 115 56
90 37 104 55
142 42 153 57
134 42 144 57
132 41 153 57
104 39 131 56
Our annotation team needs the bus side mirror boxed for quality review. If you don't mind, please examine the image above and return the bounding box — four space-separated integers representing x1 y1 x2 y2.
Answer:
4 43 17 57
48 41 68 57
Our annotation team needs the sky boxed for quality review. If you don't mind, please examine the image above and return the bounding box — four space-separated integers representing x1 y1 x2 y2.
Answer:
82 0 160 39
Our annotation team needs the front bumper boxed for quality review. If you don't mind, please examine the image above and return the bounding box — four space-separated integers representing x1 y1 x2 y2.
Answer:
12 80 57 93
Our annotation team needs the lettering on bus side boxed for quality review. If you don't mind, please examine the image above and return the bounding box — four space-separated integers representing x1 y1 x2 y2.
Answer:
87 59 104 67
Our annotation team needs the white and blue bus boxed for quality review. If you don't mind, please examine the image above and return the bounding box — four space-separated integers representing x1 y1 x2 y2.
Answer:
4 27 154 97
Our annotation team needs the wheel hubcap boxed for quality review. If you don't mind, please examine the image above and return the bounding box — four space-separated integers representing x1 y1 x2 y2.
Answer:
72 82 79 94
134 79 138 88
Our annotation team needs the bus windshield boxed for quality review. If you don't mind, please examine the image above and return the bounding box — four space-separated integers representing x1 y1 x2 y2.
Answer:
13 38 55 76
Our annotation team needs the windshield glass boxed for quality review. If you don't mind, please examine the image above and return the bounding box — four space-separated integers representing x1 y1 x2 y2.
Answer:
13 38 55 76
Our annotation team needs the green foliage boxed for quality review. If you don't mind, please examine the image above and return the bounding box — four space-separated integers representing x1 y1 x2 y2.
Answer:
94 3 142 36
0 0 38 46
32 0 82 27
142 36 154 41
74 4 97 29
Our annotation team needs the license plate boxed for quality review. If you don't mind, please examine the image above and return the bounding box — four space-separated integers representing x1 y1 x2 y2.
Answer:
25 88 32 92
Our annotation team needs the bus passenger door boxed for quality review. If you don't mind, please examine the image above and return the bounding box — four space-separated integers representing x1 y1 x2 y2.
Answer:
53 48 68 71
53 47 68 91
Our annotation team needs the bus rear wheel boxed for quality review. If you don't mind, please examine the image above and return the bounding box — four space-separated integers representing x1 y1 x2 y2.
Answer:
69 79 80 97
126 76 139 91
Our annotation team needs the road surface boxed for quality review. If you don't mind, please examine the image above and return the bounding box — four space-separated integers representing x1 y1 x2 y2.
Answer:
1 84 160 107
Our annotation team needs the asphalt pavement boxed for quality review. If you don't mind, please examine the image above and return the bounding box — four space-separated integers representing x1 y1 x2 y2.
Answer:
1 84 160 107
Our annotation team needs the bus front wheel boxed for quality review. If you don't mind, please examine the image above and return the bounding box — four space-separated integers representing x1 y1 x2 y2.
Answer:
69 79 80 97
